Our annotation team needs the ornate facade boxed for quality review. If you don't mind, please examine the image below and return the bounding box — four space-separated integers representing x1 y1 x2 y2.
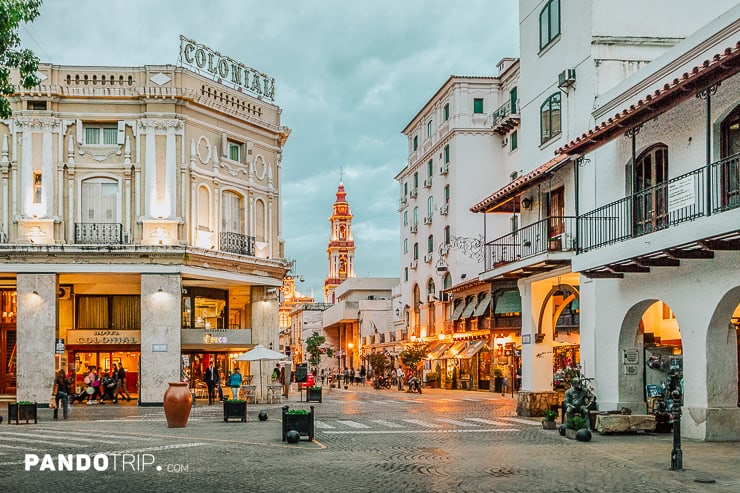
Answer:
323 181 355 303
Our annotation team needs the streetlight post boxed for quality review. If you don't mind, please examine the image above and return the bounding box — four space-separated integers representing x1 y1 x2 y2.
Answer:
670 389 683 471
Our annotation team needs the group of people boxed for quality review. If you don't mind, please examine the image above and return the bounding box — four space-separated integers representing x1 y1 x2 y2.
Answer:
52 364 131 419
329 366 368 386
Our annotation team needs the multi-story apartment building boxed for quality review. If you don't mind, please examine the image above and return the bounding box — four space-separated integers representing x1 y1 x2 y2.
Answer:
471 0 739 440
397 64 521 391
0 39 290 404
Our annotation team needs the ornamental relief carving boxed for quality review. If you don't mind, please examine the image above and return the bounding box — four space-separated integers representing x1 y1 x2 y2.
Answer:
195 135 211 164
13 117 61 131
137 119 184 133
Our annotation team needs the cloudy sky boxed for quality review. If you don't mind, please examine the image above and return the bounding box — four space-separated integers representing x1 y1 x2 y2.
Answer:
20 0 519 299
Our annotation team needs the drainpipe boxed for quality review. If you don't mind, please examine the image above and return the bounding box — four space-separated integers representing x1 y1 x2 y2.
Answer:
574 158 579 253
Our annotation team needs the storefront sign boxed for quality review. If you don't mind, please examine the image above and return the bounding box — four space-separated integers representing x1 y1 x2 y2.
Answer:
622 348 639 365
668 175 695 213
179 35 275 101
55 338 65 354
72 330 140 345
204 333 228 344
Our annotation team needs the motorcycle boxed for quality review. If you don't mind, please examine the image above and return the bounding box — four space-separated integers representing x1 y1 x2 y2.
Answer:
373 375 392 390
406 376 422 394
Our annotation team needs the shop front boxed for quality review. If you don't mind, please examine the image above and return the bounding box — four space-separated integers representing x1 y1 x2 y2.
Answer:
66 329 141 396
0 289 17 395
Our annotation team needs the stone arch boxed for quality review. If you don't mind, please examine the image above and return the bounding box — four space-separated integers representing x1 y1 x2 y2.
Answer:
617 298 660 412
536 283 579 342
706 286 740 408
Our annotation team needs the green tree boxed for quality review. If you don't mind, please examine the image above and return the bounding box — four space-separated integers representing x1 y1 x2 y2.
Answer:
399 339 429 375
305 331 334 369
366 351 390 379
1 0 42 119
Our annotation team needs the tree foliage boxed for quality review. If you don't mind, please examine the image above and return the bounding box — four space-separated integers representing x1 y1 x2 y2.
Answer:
305 331 333 368
0 0 42 119
366 351 390 378
399 340 429 373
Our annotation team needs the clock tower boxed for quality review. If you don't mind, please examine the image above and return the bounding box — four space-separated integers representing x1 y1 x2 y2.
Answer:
324 181 355 303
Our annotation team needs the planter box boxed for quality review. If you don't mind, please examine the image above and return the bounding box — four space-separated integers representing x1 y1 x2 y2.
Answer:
542 420 557 430
306 387 322 403
282 405 315 441
223 400 247 422
8 402 37 424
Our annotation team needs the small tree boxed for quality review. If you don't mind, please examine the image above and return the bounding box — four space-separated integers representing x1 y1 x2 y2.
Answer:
366 352 390 379
399 340 429 375
305 331 334 369
1 0 42 119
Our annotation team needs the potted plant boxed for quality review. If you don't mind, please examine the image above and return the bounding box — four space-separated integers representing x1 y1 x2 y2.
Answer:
548 235 562 251
282 405 315 442
8 401 37 424
306 386 322 403
542 409 558 429
565 415 591 441
425 372 439 388
223 399 247 422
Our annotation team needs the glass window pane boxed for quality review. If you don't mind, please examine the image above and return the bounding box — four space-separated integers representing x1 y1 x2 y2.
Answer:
85 127 100 145
551 0 560 39
103 128 117 145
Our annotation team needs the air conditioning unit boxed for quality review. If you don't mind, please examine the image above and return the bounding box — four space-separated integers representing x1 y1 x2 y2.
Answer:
439 205 448 215
400 197 407 205
424 177 432 188
410 224 418 233
58 286 73 300
501 138 508 147
423 215 432 225
410 188 418 198
410 260 418 269
558 68 576 88
424 253 433 263
439 243 449 255
440 163 449 175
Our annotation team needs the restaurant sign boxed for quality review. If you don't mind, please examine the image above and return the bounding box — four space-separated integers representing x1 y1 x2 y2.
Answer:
72 330 140 345
179 35 275 101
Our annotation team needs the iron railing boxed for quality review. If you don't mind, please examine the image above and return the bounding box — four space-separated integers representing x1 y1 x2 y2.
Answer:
490 99 518 128
74 223 123 244
579 153 740 252
219 232 255 256
484 216 577 270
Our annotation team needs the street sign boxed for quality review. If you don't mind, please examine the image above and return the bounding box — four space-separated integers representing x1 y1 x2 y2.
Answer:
55 338 65 354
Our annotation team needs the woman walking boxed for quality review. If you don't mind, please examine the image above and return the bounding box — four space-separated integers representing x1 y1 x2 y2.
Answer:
53 370 71 419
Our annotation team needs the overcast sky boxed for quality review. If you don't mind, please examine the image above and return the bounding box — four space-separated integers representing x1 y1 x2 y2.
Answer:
20 0 519 299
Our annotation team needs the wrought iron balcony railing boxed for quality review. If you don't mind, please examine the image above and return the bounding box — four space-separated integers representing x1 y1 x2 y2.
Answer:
490 99 520 134
74 223 123 244
484 216 577 270
219 231 255 256
578 153 740 252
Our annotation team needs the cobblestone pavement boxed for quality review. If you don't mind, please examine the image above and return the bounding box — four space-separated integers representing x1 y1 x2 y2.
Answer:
0 386 738 492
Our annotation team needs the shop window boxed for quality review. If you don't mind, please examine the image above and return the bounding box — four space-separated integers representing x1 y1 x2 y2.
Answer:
182 287 228 330
77 295 140 329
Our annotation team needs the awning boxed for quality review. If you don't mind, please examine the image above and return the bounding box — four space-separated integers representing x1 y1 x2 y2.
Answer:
494 290 522 314
473 293 492 317
461 300 477 319
440 341 467 359
458 340 488 359
450 300 467 321
427 342 450 360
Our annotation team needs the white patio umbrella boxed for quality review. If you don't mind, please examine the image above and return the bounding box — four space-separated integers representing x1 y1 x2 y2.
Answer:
235 344 287 401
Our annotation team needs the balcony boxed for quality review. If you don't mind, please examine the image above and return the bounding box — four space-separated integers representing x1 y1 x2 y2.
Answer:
74 223 123 244
484 216 577 271
579 154 740 252
219 232 255 256
490 100 520 135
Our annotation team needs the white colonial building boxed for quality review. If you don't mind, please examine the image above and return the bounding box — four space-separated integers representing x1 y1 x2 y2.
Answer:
0 37 290 404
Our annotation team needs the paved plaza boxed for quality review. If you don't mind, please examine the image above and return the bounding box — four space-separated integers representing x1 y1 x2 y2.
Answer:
0 386 738 492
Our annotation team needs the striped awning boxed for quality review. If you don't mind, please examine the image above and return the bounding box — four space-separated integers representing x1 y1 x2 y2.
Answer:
440 341 467 359
458 340 488 359
461 300 477 319
427 342 450 360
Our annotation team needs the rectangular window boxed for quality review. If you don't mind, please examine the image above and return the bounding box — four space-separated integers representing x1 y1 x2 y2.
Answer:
427 120 432 138
444 145 450 164
443 103 449 121
404 238 408 254
413 135 418 151
404 267 408 282
511 130 518 151
444 226 450 245
33 172 42 204
473 98 484 114
413 172 418 189
228 142 241 162
427 159 433 178
444 185 450 204
85 126 117 145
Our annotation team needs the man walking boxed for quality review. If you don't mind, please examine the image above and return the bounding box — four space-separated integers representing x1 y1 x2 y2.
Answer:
116 364 132 402
204 361 219 405
396 366 404 391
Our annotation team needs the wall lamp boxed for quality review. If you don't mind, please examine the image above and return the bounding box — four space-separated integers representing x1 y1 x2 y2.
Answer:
521 196 532 209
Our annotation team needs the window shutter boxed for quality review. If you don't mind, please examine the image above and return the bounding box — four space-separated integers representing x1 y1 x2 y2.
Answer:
117 121 125 145
76 119 84 145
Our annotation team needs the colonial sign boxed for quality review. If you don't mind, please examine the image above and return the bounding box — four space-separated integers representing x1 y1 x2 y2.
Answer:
179 35 275 101
72 330 140 345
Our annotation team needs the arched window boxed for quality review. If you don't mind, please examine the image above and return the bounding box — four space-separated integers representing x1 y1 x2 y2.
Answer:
427 278 436 298
413 206 419 226
197 186 210 230
540 93 561 144
720 105 740 208
413 242 419 260
633 144 668 235
427 196 434 216
404 238 408 254
539 0 560 50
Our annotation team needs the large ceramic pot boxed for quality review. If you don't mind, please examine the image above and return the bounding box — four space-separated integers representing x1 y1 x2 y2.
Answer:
163 382 191 428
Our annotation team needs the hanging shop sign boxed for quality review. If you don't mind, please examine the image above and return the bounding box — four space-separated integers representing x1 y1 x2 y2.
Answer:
179 35 275 101
72 330 140 345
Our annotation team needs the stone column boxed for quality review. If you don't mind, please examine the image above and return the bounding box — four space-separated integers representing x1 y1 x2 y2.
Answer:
140 274 181 405
251 286 279 402
16 273 57 403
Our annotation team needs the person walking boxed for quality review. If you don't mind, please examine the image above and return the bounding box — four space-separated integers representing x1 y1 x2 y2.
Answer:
228 367 243 400
204 361 219 405
53 369 71 419
396 366 404 391
117 364 132 402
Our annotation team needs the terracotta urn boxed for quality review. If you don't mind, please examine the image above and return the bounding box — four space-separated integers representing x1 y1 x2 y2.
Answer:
163 382 191 428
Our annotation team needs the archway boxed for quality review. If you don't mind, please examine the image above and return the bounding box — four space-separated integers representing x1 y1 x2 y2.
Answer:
706 287 740 409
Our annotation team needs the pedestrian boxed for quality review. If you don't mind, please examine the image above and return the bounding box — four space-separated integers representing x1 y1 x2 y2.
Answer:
350 367 356 385
204 361 219 405
228 367 242 400
53 369 71 419
359 365 366 385
343 367 349 386
272 364 280 382
117 364 132 402
320 368 326 386
396 366 404 391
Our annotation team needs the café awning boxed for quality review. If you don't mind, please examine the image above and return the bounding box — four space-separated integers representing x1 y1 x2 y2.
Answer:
458 339 488 359
473 293 492 317
450 300 468 321
494 290 522 314
461 300 477 319
427 342 450 360
440 341 467 359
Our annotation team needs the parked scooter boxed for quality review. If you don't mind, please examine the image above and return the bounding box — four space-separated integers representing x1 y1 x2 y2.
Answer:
406 376 422 394
373 375 392 390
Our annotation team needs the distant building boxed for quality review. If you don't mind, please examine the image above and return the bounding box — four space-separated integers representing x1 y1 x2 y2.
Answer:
324 181 355 303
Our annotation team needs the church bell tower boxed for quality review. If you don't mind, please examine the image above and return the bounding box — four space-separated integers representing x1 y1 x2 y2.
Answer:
324 181 355 303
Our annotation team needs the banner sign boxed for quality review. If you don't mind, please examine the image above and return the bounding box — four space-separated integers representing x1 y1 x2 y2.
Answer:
179 35 275 101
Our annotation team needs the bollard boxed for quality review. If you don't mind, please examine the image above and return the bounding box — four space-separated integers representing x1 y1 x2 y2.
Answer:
670 390 682 471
